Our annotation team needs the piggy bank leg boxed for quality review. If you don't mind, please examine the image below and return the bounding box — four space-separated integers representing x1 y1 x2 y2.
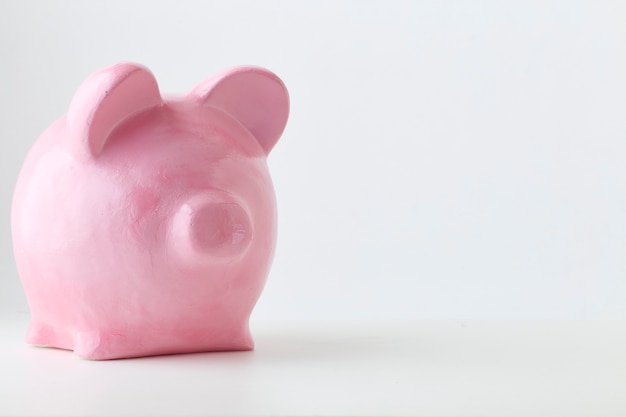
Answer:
74 329 150 360
73 323 254 360
73 331 111 360
26 320 73 351
26 321 56 346
73 330 163 360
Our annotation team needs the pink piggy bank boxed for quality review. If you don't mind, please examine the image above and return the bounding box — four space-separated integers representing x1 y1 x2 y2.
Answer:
11 63 289 360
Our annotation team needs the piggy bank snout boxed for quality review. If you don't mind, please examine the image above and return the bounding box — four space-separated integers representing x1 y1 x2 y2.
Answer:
171 194 252 262
190 203 251 252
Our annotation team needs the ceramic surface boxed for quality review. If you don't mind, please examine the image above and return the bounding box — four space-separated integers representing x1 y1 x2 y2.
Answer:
11 63 289 359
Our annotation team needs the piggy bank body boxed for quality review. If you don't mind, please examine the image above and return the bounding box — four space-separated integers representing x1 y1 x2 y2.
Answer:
11 63 289 359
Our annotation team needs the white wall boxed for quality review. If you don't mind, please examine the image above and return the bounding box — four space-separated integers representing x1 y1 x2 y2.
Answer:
1 1 625 319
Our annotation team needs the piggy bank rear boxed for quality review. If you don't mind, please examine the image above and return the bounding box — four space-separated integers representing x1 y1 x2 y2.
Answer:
11 63 289 360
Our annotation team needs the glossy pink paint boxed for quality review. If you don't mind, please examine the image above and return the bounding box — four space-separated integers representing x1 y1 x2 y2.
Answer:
11 63 289 360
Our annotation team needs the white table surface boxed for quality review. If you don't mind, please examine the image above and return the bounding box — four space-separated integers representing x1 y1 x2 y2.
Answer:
0 313 625 417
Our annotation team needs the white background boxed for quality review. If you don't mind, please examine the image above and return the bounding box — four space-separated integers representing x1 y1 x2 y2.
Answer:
1 0 625 320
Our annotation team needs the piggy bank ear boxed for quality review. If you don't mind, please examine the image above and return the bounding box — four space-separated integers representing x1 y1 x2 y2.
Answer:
67 63 162 159
189 66 289 154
